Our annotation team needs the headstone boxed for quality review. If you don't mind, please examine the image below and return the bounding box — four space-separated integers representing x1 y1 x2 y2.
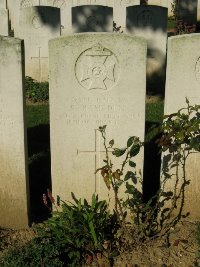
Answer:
72 5 113 32
0 0 6 9
163 34 200 219
6 0 16 31
49 33 146 204
126 5 168 94
148 0 173 17
114 0 140 31
197 0 200 22
177 0 198 25
17 6 60 81
0 8 9 36
0 37 30 229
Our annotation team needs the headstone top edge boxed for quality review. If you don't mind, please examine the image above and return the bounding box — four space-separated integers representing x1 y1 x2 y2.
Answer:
0 36 23 44
168 33 200 41
48 32 147 45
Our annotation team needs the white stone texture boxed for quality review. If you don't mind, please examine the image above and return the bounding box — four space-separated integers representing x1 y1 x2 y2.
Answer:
177 0 198 25
49 33 146 205
72 5 113 33
126 5 168 93
6 0 16 30
0 8 9 36
0 0 7 9
164 34 200 219
17 6 60 81
0 36 30 229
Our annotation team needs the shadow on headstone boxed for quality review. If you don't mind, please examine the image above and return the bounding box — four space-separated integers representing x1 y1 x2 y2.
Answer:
72 5 113 32
27 124 51 223
34 6 60 31
177 0 198 25
126 5 168 97
143 122 162 203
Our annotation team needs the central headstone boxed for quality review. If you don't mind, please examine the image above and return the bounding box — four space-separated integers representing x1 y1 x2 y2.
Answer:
72 5 113 32
49 33 146 204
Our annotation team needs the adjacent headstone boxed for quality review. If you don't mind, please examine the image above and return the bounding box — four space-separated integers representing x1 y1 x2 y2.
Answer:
49 33 146 204
6 0 16 31
72 5 113 32
163 34 200 219
197 0 200 22
177 0 198 25
17 6 60 81
148 0 173 17
126 5 168 94
0 37 30 229
0 8 9 36
114 0 140 31
0 0 6 9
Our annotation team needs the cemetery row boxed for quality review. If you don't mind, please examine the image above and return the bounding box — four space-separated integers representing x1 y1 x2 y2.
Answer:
0 1 200 82
0 32 199 229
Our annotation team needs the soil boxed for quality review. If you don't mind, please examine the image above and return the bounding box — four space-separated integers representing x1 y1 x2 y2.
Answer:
0 220 199 266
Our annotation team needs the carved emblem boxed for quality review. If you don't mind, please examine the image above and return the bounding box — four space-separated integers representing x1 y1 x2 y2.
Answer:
195 57 200 81
53 0 66 9
32 15 44 29
137 10 153 27
86 16 99 31
75 43 119 91
20 0 33 8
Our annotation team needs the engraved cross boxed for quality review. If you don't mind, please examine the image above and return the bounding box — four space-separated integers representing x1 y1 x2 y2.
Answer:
77 129 109 192
31 47 48 82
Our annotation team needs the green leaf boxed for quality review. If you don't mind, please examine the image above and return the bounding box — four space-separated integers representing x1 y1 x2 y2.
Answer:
109 139 114 147
112 148 126 157
124 171 137 184
127 136 134 147
129 160 136 168
130 144 140 157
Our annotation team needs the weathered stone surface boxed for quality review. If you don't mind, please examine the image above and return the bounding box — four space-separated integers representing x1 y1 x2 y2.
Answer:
49 33 146 205
0 0 6 9
72 5 113 33
0 37 30 229
17 6 60 81
0 8 9 36
163 34 200 220
126 5 168 94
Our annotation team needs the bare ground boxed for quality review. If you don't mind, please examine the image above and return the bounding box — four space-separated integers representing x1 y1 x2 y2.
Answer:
0 220 199 266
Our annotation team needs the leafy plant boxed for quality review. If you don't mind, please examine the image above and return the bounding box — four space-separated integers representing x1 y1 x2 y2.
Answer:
40 192 117 266
25 76 49 103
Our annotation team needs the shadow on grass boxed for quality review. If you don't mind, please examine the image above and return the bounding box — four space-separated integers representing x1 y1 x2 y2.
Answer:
27 124 51 223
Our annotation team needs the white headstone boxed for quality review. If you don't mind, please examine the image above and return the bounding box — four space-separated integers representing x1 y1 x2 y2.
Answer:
148 0 173 17
49 33 146 204
126 5 168 94
114 0 140 31
164 34 200 219
72 5 113 32
17 6 61 81
197 0 200 22
0 37 30 229
0 8 9 36
6 0 16 31
177 0 198 25
0 0 6 9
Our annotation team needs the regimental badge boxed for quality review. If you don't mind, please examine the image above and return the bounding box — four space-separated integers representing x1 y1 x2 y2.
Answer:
75 43 119 91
